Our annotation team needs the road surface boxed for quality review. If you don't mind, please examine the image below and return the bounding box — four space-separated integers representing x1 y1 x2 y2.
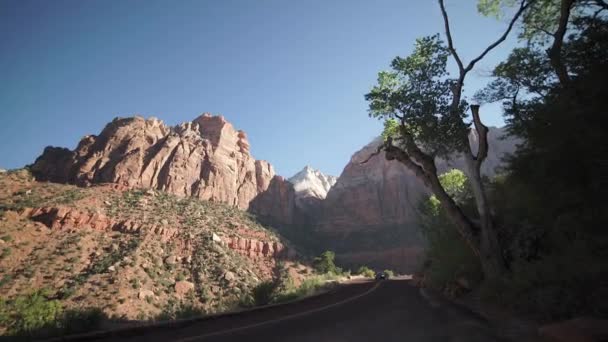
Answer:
76 279 502 342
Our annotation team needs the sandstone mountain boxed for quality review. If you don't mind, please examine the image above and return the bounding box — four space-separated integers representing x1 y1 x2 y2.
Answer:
31 114 275 210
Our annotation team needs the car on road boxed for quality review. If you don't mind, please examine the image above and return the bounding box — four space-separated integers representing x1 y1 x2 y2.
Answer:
375 272 387 280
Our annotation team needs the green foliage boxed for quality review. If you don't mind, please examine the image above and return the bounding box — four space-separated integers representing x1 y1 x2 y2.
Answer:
477 0 606 43
356 266 375 278
273 275 335 304
0 289 62 336
438 169 471 203
366 34 469 157
383 270 395 279
381 118 400 142
312 251 338 274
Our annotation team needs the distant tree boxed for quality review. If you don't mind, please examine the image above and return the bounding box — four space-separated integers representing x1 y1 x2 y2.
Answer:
312 251 337 274
364 0 531 280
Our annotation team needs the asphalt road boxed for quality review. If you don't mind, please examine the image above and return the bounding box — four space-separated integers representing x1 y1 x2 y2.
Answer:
78 280 502 342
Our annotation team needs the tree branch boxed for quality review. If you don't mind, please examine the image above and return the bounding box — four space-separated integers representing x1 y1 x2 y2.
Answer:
384 142 481 255
547 0 574 85
438 0 465 75
439 0 532 112
464 0 531 74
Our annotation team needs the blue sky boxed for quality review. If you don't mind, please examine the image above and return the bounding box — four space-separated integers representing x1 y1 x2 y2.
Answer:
0 0 519 177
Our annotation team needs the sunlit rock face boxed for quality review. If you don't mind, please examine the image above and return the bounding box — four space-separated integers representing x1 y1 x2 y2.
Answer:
31 114 278 210
288 165 337 212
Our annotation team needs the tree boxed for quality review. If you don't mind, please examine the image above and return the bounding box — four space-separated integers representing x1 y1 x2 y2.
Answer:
478 0 608 86
364 0 531 280
312 251 338 274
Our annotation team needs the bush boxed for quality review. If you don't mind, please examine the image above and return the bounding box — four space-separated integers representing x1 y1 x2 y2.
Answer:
312 251 337 274
383 270 395 279
0 289 62 336
252 281 276 306
356 266 375 278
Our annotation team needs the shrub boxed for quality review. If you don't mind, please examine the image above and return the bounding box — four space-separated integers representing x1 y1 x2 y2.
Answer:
252 281 276 306
356 266 375 278
0 289 62 336
312 251 337 274
383 269 395 279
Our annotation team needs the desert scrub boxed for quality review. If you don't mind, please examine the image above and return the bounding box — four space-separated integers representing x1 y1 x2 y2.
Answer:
355 266 375 278
0 289 62 336
88 238 140 274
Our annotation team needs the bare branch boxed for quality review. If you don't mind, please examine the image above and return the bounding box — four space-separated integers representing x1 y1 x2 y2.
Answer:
464 0 532 74
438 0 465 75
439 0 532 112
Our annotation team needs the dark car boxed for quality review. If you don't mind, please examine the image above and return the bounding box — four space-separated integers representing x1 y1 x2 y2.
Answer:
375 272 386 280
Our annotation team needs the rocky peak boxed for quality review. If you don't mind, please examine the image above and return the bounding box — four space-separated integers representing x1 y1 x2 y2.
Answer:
288 166 337 200
30 114 280 212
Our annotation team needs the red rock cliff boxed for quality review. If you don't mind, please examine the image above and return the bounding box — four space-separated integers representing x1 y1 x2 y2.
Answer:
31 114 279 211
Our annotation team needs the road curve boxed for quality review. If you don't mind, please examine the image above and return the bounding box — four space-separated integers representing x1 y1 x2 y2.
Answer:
79 280 501 342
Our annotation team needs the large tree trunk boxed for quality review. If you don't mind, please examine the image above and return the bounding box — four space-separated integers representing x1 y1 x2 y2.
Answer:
384 139 507 279
464 155 507 280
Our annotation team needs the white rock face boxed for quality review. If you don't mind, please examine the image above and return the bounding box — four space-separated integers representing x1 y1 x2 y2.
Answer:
288 165 337 200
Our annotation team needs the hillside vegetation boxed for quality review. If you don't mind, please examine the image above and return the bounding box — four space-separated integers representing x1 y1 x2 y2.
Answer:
0 169 316 337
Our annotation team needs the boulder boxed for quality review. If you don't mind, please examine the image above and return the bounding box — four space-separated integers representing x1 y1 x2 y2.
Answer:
164 255 178 265
223 271 236 282
174 281 195 297
138 290 155 300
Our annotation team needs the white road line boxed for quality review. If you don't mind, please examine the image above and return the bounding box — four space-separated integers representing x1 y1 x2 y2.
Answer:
174 281 382 342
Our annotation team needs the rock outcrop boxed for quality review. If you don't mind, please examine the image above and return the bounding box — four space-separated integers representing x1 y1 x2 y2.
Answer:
31 114 276 210
15 205 287 259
